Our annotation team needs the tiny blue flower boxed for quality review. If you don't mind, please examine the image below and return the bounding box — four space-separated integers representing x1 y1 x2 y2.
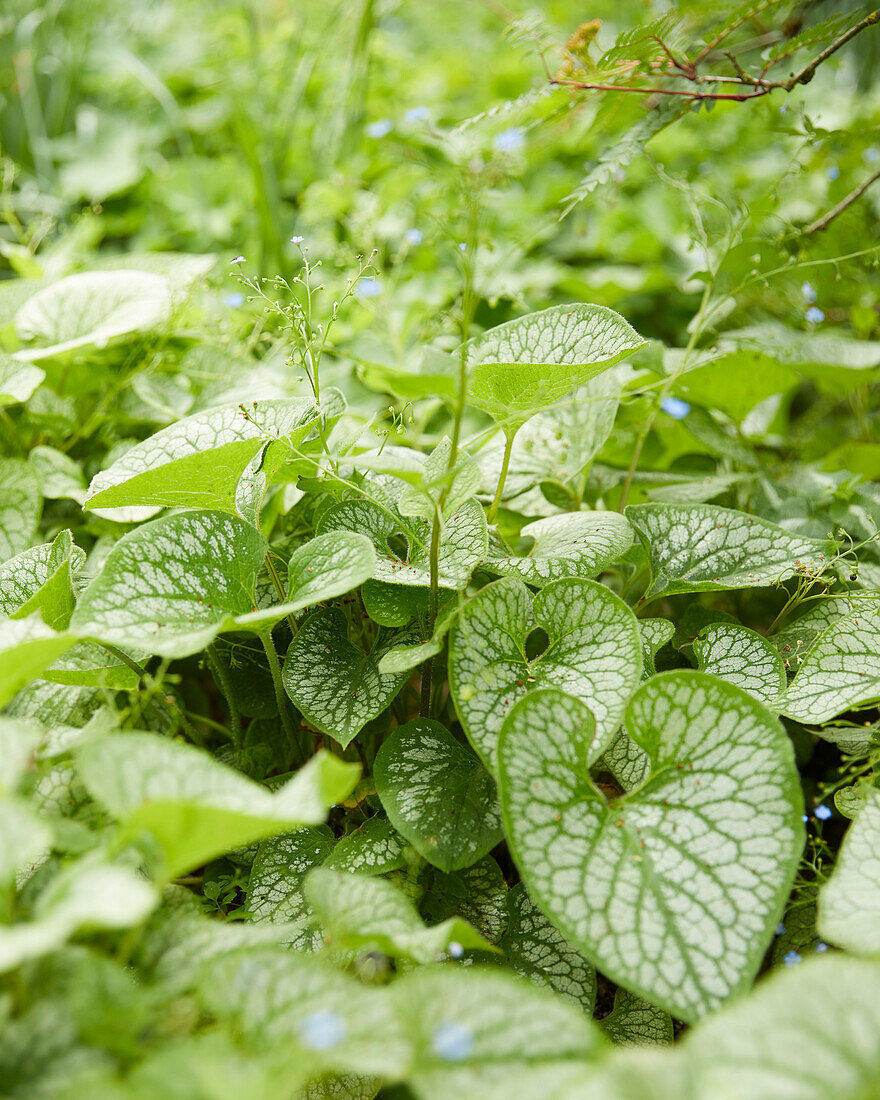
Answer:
405 106 430 122
224 293 244 308
801 281 817 303
366 119 393 139
783 950 802 967
814 803 832 821
447 940 464 959
494 126 525 153
458 242 467 252
805 307 825 324
802 814 809 823
826 165 839 181
405 228 423 246
815 941 829 953
432 1021 474 1062
864 147 880 164
230 255 246 265
299 1010 347 1050
355 277 381 299
775 922 786 936
661 396 691 419
290 235 304 245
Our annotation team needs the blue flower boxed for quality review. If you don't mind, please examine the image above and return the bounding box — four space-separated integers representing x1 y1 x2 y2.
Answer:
494 127 525 153
447 940 464 959
775 922 786 936
827 165 839 181
224 293 244 308
661 396 691 419
405 106 430 122
802 814 809 823
405 228 423 246
355 277 381 299
299 1010 347 1050
783 950 802 967
801 281 817 303
814 803 832 821
432 1021 474 1062
805 307 825 324
815 941 829 953
864 147 880 164
458 242 467 252
366 119 393 139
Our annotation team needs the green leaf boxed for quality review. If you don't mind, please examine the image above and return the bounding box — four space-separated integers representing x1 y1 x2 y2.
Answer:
14 269 174 361
85 398 320 512
781 609 880 723
638 618 674 677
448 576 642 768
599 988 674 1046
361 580 426 628
0 458 41 561
283 609 414 748
501 884 596 1013
424 856 508 945
374 719 503 873
323 817 408 875
465 304 646 434
304 867 494 962
0 800 52 885
28 445 87 503
247 828 336 950
75 733 359 877
693 623 786 706
0 717 41 793
0 616 78 709
487 512 633 585
818 787 880 955
282 532 376 616
0 530 84 629
497 673 804 1022
626 503 836 602
0 351 43 407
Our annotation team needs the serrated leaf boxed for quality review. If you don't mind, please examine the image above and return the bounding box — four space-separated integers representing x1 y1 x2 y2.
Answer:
14 269 174 360
75 733 359 877
448 576 642 768
85 398 320 512
283 609 413 748
497 673 804 1022
465 304 646 434
626 502 836 602
818 787 880 955
693 623 786 705
599 988 674 1046
305 867 493 962
0 458 41 561
501 884 596 1012
0 530 84 629
0 351 44 406
0 616 78 708
374 720 503 873
487 511 633 585
780 609 880 723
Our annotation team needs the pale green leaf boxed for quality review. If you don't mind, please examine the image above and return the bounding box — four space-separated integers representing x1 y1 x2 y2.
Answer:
0 458 41 561
626 503 836 602
0 530 84 629
283 609 414 748
85 398 320 512
599 988 674 1046
75 733 359 876
323 816 408 875
304 866 493 962
374 720 503 873
0 800 52 884
448 576 642 768
0 351 43 407
487 511 633 585
693 623 786 706
497 673 804 1021
28 446 87 503
0 616 78 709
639 618 674 676
818 787 880 955
781 609 880 723
428 856 509 945
0 717 40 793
247 827 335 951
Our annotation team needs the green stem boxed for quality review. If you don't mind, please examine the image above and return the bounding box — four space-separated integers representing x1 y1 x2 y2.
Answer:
420 505 442 718
259 631 296 741
487 430 516 524
206 645 243 746
265 551 298 635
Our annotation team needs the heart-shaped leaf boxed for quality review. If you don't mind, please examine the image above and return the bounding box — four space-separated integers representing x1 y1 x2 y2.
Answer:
626 503 837 602
693 623 786 706
497 673 804 1021
374 719 503 873
283 608 414 747
448 576 642 768
76 732 359 877
487 511 633 585
0 530 84 629
85 398 320 512
781 609 880 723
818 787 880 955
0 459 41 562
465 304 646 434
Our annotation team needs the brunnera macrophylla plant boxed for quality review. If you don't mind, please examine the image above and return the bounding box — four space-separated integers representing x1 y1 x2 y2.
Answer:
1 237 880 1100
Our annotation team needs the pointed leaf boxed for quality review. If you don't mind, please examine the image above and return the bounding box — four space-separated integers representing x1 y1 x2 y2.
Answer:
374 719 503 873
497 674 804 1021
487 511 633 585
448 576 642 768
0 530 84 629
693 623 786 706
818 787 880 955
626 503 836 602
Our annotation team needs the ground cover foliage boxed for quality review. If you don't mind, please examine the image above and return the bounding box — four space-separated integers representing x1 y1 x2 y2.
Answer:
1 0 880 1096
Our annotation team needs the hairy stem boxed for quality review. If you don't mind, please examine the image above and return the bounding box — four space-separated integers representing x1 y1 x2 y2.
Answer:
206 644 243 746
259 631 297 741
487 430 516 525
